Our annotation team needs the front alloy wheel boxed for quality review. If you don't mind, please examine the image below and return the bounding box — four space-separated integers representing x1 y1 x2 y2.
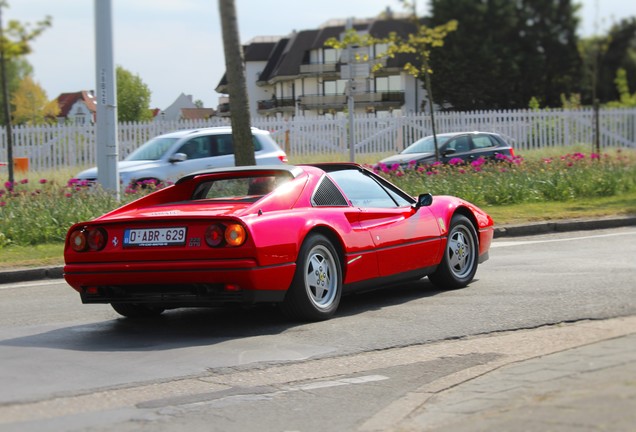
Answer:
429 214 479 289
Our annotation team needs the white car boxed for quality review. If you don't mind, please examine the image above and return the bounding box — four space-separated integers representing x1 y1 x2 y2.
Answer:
74 127 288 187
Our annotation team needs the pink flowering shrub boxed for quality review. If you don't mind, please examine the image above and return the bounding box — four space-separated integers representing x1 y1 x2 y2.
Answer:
0 176 165 246
372 150 636 205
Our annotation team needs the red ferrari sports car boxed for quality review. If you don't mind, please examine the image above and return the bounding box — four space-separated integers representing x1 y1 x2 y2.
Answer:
64 163 493 321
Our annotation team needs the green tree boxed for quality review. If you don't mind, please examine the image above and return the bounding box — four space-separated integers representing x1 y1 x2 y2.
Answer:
116 65 152 122
10 75 59 124
578 34 609 109
218 0 255 166
605 68 636 107
0 1 51 184
428 0 582 109
518 0 582 107
596 18 636 104
0 56 30 124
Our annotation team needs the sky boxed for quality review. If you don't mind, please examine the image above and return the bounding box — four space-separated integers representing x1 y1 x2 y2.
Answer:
5 0 636 110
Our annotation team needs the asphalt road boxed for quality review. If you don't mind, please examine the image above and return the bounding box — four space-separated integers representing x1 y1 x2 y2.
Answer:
0 227 635 431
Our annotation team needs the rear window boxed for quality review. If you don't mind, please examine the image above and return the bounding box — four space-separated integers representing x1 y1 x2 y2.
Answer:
192 172 293 201
472 135 497 149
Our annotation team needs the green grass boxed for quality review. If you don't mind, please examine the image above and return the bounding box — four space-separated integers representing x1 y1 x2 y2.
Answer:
485 191 636 225
0 243 64 269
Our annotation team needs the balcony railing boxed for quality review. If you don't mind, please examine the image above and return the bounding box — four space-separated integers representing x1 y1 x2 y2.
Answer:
299 62 339 75
299 91 405 110
256 97 297 114
216 102 231 117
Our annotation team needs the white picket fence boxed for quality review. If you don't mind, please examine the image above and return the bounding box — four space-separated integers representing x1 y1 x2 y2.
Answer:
1 108 635 173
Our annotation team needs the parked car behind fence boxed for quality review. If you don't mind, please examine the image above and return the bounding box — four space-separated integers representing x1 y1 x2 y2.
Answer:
73 127 288 187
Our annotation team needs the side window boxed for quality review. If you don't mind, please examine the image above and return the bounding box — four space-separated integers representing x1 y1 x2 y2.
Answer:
177 137 210 160
328 169 401 208
447 136 471 153
213 135 234 156
252 136 263 151
210 134 262 156
473 135 495 149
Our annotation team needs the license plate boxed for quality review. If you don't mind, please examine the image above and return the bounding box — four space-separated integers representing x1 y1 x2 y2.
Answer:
123 227 187 247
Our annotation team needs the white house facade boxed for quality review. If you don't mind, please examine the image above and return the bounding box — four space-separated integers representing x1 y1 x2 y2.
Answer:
216 14 427 118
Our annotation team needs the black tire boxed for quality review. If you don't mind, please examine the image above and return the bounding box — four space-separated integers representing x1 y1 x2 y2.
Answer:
111 303 165 318
428 214 479 290
280 234 342 321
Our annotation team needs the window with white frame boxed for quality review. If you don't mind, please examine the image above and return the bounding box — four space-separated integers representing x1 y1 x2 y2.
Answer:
373 43 389 58
323 80 347 95
375 75 401 92
324 48 338 64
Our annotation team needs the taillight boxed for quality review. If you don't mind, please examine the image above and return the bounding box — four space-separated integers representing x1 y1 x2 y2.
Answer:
69 227 107 252
70 230 88 252
87 227 107 251
205 225 225 247
278 153 288 163
225 223 246 246
205 223 247 247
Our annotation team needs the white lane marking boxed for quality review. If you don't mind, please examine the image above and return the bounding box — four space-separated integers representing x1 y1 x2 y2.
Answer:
287 374 389 391
492 230 636 248
181 375 390 409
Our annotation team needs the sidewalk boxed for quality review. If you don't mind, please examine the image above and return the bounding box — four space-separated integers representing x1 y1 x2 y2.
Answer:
398 332 636 431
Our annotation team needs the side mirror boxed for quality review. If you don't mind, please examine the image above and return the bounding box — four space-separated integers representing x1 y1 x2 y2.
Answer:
442 148 456 157
415 193 433 209
169 152 187 163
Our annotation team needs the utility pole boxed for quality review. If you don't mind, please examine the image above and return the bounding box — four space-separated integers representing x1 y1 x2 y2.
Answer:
94 0 119 198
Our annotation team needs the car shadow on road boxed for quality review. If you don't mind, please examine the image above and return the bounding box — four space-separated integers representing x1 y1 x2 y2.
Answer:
0 278 448 352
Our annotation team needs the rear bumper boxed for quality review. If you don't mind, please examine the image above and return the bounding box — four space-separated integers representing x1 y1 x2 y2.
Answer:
64 259 295 305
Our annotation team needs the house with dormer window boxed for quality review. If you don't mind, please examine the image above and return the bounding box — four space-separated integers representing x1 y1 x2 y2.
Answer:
215 12 427 118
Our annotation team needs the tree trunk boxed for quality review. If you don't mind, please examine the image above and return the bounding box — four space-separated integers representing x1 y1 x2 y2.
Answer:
218 0 255 166
0 6 15 184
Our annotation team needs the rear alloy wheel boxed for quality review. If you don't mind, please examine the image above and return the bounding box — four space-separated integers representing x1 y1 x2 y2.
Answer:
281 234 342 321
428 214 479 290
111 303 165 318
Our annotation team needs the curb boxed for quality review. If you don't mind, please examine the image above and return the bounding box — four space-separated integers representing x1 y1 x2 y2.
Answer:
0 266 64 284
2 215 635 285
493 214 636 238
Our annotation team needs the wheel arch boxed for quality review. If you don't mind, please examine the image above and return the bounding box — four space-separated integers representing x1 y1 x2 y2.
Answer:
302 225 346 279
453 206 479 235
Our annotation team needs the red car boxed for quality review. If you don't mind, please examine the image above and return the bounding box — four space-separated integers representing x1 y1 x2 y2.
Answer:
64 163 493 321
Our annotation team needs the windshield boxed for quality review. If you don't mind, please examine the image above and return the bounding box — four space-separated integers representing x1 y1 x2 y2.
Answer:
125 137 179 161
402 135 452 155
